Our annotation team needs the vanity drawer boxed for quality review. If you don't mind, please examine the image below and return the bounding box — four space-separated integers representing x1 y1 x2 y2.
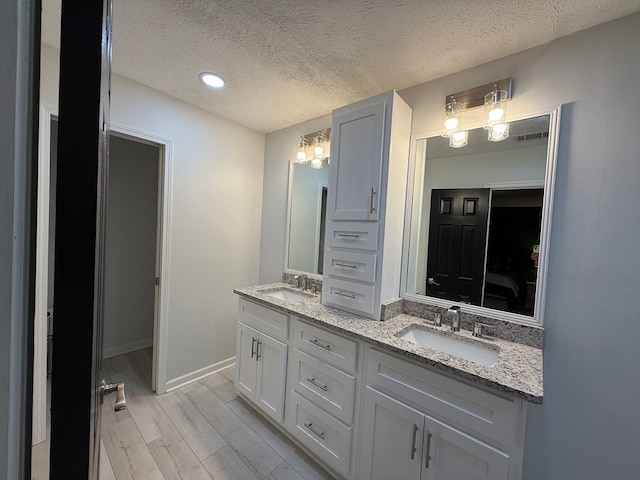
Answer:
289 348 356 425
238 298 288 341
322 277 376 317
326 221 379 251
292 319 358 373
286 391 352 478
324 250 377 283
366 348 522 447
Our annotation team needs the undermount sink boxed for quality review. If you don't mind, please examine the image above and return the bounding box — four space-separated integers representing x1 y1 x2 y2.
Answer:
397 325 499 366
261 287 315 304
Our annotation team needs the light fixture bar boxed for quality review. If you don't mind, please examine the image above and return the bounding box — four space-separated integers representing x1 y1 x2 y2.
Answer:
444 77 512 111
301 128 331 146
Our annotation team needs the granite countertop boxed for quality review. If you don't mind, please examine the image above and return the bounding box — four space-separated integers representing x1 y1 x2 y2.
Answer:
234 282 543 404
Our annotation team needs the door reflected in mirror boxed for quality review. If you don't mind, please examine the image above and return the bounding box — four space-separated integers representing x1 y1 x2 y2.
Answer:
286 161 329 275
404 112 559 323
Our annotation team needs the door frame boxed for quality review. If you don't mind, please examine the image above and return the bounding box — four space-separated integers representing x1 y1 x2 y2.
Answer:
32 104 174 444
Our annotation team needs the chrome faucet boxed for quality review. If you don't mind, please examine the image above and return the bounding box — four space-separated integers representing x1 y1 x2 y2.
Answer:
293 274 308 290
473 320 495 338
447 306 461 332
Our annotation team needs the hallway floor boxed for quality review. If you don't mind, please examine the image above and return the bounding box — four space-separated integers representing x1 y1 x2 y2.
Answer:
32 348 334 480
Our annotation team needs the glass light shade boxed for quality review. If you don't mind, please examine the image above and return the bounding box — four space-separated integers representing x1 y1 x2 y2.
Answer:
488 122 510 142
449 130 468 148
441 100 461 138
295 137 309 163
310 157 323 169
313 136 326 159
484 89 508 129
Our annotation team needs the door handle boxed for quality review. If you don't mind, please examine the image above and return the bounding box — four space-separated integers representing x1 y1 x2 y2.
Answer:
425 430 433 469
101 380 126 411
427 277 440 286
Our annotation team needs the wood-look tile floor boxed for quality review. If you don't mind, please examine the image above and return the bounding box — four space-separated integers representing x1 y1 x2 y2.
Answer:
32 348 334 480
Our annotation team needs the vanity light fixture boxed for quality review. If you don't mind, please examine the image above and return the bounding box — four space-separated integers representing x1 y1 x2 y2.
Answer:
310 157 324 169
441 97 462 138
443 78 512 148
449 130 469 148
484 84 509 130
294 128 331 166
295 136 310 163
488 122 510 142
199 72 225 89
313 132 328 159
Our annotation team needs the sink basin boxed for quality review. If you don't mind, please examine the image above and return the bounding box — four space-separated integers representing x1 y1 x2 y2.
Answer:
262 287 315 304
397 325 499 366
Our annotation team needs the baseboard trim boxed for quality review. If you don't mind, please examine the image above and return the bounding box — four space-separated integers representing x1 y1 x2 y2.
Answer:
165 356 236 392
103 338 153 359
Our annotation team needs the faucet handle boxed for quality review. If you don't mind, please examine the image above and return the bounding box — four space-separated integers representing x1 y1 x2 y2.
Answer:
472 321 496 338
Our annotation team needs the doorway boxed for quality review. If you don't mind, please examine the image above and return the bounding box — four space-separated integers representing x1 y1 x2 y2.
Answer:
31 108 173 477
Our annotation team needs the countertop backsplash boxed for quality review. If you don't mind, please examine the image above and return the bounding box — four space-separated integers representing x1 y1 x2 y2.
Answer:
283 273 543 349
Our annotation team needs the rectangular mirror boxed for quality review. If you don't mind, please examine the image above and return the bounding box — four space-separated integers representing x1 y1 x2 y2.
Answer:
402 108 561 325
285 160 329 275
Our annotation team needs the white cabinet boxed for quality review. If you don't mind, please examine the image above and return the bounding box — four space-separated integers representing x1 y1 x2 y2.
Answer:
358 387 509 480
356 348 526 480
285 319 359 478
235 299 288 423
322 90 412 320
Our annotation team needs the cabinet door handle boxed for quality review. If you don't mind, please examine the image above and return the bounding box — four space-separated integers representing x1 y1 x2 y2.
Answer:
304 422 325 440
250 337 257 358
255 339 262 361
370 187 376 213
335 291 356 299
410 423 418 460
425 430 432 469
309 338 331 351
335 262 357 269
306 377 328 391
337 233 360 238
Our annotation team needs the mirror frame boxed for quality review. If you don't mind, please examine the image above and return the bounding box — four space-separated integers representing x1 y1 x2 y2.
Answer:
400 105 562 326
284 160 327 280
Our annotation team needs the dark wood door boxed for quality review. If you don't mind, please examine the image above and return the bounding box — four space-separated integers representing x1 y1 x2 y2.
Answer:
426 189 490 305
49 0 112 478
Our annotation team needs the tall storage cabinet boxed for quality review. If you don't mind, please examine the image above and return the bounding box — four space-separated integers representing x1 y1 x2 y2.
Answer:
322 90 412 320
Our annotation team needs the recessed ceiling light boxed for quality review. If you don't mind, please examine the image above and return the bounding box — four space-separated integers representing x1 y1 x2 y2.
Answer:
199 72 225 89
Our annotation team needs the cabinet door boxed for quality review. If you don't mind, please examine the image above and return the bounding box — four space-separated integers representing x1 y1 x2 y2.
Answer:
357 387 423 480
256 333 287 422
235 321 259 399
328 100 386 221
423 415 510 480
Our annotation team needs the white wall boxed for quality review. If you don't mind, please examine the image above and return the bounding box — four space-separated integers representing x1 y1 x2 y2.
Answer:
40 44 265 387
259 113 331 283
260 13 640 479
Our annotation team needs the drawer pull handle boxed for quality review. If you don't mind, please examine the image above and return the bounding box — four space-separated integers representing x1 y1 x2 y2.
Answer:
304 422 325 440
425 430 432 468
410 423 418 460
335 291 356 299
250 337 257 358
306 377 328 391
255 339 262 361
337 233 360 239
335 262 357 269
370 187 377 213
309 338 331 351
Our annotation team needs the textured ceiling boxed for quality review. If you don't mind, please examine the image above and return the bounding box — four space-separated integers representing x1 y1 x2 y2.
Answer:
41 0 640 133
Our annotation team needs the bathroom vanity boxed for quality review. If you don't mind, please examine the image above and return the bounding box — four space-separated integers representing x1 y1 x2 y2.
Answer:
233 284 542 480
234 88 558 479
